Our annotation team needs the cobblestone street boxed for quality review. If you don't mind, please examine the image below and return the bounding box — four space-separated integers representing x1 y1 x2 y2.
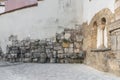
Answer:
0 63 119 80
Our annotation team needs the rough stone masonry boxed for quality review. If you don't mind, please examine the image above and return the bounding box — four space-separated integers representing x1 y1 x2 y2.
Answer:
1 27 85 64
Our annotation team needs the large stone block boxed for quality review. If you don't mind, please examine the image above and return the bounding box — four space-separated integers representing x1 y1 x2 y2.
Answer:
46 49 51 53
74 42 81 49
54 46 62 50
64 48 69 53
58 50 63 54
74 49 80 53
45 45 53 49
62 42 70 48
69 43 73 48
58 54 64 59
76 35 83 42
64 33 71 40
68 48 73 53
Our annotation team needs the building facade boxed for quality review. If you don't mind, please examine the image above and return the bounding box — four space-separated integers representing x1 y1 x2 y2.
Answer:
82 0 120 76
0 0 120 76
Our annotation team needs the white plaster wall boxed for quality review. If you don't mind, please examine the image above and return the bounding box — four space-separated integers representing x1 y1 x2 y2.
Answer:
76 0 83 24
0 0 83 52
83 0 115 23
57 0 83 28
0 7 5 13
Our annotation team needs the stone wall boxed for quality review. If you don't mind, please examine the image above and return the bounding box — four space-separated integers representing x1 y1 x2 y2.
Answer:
90 50 110 72
108 19 120 76
4 27 85 63
82 8 120 76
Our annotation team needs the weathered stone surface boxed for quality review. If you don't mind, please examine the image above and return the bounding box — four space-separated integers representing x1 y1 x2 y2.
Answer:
117 35 120 50
69 43 73 48
110 35 117 50
76 35 83 42
74 49 80 53
108 59 120 76
62 42 70 48
58 50 63 54
4 27 84 64
68 48 73 53
64 48 69 53
64 33 71 40
82 8 120 76
74 42 81 49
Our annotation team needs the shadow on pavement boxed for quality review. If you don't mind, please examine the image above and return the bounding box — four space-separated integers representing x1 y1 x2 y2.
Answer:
0 62 23 67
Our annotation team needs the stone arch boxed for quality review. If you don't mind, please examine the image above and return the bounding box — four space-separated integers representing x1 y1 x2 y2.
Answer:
98 17 108 48
89 8 114 49
89 8 114 26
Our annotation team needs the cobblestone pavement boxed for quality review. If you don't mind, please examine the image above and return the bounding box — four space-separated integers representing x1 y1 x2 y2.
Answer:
0 63 120 80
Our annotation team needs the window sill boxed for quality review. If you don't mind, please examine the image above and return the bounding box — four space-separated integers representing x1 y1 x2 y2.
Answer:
91 48 111 52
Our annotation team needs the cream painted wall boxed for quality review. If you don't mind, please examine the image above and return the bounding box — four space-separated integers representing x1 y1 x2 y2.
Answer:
0 0 83 52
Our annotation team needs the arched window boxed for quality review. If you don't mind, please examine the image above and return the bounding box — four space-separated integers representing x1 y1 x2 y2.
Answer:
102 18 108 48
101 17 106 25
97 17 108 49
